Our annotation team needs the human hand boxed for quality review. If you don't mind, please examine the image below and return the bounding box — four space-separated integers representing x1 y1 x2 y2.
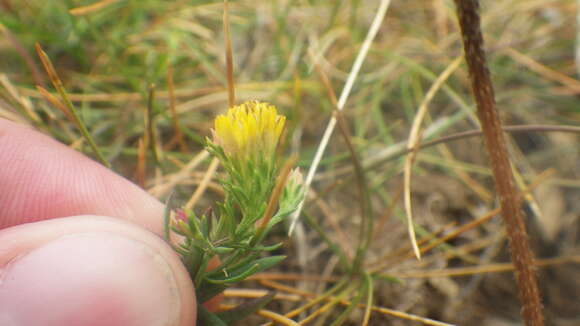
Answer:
0 119 196 326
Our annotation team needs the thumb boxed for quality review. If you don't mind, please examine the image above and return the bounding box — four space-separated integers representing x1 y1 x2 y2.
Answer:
0 118 164 235
0 215 196 326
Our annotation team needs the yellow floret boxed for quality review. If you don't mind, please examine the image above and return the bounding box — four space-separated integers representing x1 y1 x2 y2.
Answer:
213 101 286 160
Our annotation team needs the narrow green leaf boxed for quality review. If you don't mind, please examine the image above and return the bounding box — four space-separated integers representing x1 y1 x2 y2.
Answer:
205 263 260 284
213 246 234 254
162 192 175 242
206 255 285 284
329 279 368 326
374 273 403 284
197 283 227 304
252 242 282 252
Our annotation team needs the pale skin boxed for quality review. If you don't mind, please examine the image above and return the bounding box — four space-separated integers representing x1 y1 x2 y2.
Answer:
0 119 197 326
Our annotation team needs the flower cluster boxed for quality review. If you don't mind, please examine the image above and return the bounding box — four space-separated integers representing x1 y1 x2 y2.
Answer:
212 101 285 162
170 101 303 323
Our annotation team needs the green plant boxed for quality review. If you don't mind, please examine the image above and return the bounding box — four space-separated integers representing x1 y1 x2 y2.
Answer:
169 100 304 324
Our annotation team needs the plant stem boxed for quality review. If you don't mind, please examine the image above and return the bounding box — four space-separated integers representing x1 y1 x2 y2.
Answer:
35 43 110 168
453 1 543 325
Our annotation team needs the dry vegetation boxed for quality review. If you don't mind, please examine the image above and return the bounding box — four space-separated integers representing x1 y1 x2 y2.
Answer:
1 0 579 325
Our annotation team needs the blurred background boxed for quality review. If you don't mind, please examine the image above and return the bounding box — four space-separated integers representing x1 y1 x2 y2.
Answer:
1 1 579 325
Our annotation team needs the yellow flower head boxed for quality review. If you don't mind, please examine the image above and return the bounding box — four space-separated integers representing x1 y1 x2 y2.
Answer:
213 101 286 161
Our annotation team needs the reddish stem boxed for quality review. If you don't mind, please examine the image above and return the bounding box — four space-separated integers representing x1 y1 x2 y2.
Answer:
453 1 544 325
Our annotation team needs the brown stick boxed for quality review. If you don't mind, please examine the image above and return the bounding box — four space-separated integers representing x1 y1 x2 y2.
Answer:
452 1 544 325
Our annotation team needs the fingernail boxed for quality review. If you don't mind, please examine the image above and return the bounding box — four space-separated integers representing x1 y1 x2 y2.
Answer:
0 232 182 326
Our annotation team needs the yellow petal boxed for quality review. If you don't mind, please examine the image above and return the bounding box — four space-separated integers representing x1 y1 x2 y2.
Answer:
212 101 285 161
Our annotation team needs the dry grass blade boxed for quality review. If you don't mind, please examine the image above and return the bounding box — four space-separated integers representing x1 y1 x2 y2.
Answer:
419 125 580 151
437 144 493 202
404 56 463 260
314 194 354 259
371 168 555 274
418 167 555 255
260 280 349 326
184 0 236 215
148 150 210 197
135 138 147 187
224 288 302 302
313 44 372 272
256 310 301 326
257 156 297 230
310 50 338 107
361 273 373 326
184 157 219 210
35 43 110 167
258 279 312 298
504 47 580 93
223 0 235 107
254 279 455 326
334 110 372 273
0 23 45 87
146 84 162 165
0 79 41 124
390 255 580 278
69 0 120 16
368 306 455 326
289 0 392 235
419 207 499 257
368 221 457 272
301 51 355 263
299 291 347 325
219 302 301 326
166 66 187 152
372 185 402 242
19 86 223 102
35 86 73 124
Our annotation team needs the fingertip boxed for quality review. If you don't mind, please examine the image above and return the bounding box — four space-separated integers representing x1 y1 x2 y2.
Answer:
0 216 196 326
0 119 164 234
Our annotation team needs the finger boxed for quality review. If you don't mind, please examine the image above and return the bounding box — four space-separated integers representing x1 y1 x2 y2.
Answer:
0 215 196 326
0 119 164 234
